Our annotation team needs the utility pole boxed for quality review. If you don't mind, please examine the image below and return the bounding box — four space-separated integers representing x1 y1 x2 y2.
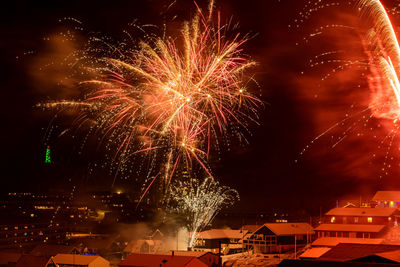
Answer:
294 235 297 259
218 241 221 267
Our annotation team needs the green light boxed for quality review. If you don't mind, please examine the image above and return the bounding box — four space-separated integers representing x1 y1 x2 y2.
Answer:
45 146 51 164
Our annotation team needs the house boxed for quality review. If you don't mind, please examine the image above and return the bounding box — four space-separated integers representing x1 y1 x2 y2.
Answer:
123 229 166 256
118 253 209 267
373 191 400 208
193 229 247 254
314 207 399 239
47 253 110 267
72 237 120 256
29 244 80 257
243 223 314 254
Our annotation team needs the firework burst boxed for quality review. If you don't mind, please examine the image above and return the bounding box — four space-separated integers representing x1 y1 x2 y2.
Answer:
168 176 239 248
40 2 260 198
294 0 400 180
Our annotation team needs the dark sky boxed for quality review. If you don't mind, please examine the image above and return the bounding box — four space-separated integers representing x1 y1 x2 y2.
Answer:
2 0 400 215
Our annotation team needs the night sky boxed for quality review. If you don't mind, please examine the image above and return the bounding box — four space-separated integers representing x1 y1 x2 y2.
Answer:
2 0 400 215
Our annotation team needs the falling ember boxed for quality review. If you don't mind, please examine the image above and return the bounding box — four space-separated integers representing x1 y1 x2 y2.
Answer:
40 2 261 197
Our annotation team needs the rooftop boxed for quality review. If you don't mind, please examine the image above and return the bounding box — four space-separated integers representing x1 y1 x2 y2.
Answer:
195 229 247 239
372 191 400 201
15 255 50 267
53 254 108 266
299 247 332 259
312 237 384 247
319 243 400 261
314 224 386 233
257 223 314 236
119 253 207 267
326 207 398 217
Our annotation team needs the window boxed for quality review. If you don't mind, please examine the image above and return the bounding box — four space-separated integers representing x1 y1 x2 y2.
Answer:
367 217 373 223
331 216 336 223
354 217 359 223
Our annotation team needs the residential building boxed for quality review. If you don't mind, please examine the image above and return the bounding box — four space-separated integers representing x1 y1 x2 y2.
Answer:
193 229 247 254
314 207 400 239
243 223 314 253
373 191 400 208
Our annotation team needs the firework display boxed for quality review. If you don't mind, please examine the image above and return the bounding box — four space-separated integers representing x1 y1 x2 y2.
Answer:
40 1 260 197
169 177 239 248
360 0 400 120
293 0 400 180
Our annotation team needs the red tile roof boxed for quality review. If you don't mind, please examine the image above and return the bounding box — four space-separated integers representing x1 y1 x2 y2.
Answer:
326 207 397 217
319 243 400 261
119 253 208 267
314 224 386 233
372 191 400 201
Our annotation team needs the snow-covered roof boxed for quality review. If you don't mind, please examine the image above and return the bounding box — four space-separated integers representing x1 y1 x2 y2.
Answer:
314 224 386 233
195 229 247 239
326 207 397 217
299 247 331 259
312 237 384 247
256 223 314 236
372 191 400 202
53 254 109 266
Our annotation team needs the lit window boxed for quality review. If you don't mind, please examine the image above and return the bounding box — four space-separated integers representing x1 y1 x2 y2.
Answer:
331 217 336 223
354 217 359 223
367 217 373 223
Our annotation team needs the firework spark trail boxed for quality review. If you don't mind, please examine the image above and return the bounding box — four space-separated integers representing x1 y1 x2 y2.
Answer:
169 177 239 248
40 3 260 198
360 0 400 120
297 0 400 167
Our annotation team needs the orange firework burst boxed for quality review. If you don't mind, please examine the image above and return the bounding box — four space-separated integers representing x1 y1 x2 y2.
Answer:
360 0 400 120
41 1 261 195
